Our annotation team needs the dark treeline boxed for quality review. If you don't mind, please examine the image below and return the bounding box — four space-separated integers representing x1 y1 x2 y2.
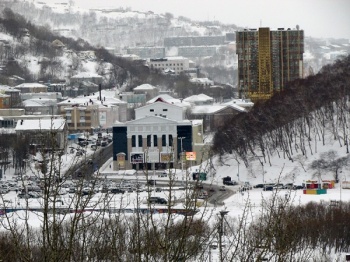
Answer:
212 55 350 167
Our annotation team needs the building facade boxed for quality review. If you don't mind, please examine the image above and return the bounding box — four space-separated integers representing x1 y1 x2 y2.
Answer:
112 101 205 171
236 27 304 102
148 57 190 75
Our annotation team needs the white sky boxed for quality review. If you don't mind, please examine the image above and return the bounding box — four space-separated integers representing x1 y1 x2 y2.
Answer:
68 0 350 40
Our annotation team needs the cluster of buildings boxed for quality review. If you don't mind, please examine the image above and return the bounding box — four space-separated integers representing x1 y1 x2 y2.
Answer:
0 74 253 171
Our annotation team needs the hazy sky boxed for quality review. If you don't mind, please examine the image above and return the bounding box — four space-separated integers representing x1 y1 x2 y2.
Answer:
69 0 350 39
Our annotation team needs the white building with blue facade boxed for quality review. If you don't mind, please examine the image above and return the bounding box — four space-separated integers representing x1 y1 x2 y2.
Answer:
112 99 204 171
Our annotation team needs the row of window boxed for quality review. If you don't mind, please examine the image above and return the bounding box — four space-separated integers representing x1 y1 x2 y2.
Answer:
152 63 184 66
150 109 167 112
131 134 173 147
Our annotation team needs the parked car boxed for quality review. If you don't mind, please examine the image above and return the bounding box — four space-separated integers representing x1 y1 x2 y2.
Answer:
110 188 125 194
158 172 167 177
263 185 274 191
273 183 284 189
293 185 304 190
155 187 162 192
198 190 209 199
18 193 31 199
254 184 265 188
283 183 294 189
148 197 167 204
224 180 237 186
219 186 226 191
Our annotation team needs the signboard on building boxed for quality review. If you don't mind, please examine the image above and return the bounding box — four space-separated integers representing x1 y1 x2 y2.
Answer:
144 148 159 163
160 153 174 163
130 153 144 163
116 153 126 169
186 152 196 161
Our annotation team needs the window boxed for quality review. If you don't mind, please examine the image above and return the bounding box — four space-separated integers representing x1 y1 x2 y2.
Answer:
138 135 143 147
169 135 173 147
163 109 168 112
162 135 166 146
153 135 158 147
147 135 151 147
132 135 136 147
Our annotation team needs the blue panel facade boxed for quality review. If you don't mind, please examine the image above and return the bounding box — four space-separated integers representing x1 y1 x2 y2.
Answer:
177 125 192 158
113 126 128 160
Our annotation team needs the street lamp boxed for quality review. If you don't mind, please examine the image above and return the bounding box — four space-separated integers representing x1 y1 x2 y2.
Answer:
219 210 229 262
178 137 185 184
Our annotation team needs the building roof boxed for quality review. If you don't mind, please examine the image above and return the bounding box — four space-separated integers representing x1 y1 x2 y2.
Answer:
147 94 191 108
223 98 254 108
15 118 66 131
22 99 56 107
0 85 23 93
191 104 247 115
134 83 157 90
15 83 48 88
184 94 214 103
71 72 102 79
58 90 126 106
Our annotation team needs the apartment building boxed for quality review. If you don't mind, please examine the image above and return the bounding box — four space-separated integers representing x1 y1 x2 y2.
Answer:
236 27 304 102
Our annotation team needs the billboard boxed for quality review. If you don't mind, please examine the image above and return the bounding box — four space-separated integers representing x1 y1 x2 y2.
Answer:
186 152 196 161
144 148 159 163
117 153 126 168
160 153 174 163
130 153 144 163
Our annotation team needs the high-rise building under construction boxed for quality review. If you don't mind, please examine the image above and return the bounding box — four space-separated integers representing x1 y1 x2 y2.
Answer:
236 27 304 102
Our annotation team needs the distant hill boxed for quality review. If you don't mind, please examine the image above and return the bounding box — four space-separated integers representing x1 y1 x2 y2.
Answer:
0 7 203 96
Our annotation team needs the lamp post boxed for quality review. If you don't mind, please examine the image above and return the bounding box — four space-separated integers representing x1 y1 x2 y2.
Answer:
178 137 185 184
219 210 229 262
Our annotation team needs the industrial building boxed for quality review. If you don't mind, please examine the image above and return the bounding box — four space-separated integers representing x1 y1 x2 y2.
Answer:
236 27 304 102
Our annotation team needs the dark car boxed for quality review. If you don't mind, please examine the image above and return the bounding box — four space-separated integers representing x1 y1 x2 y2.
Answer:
110 188 125 194
224 180 237 186
254 184 265 188
293 185 304 190
263 185 274 191
148 197 167 204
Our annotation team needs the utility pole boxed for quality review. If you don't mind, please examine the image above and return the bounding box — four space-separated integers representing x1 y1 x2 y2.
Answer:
178 137 185 184
219 210 229 262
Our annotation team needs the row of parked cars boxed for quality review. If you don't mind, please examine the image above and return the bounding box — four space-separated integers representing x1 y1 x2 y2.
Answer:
253 183 304 191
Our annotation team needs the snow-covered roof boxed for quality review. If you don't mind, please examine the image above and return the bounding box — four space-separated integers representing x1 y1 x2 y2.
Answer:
191 105 227 114
223 98 254 109
58 90 125 106
0 86 20 93
189 78 214 85
15 118 66 131
71 72 102 78
147 94 191 108
134 84 156 90
22 99 56 107
16 83 48 88
184 94 214 103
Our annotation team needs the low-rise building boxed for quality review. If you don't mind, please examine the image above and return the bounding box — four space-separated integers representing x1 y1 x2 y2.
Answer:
148 57 190 75
15 83 48 93
15 118 67 150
